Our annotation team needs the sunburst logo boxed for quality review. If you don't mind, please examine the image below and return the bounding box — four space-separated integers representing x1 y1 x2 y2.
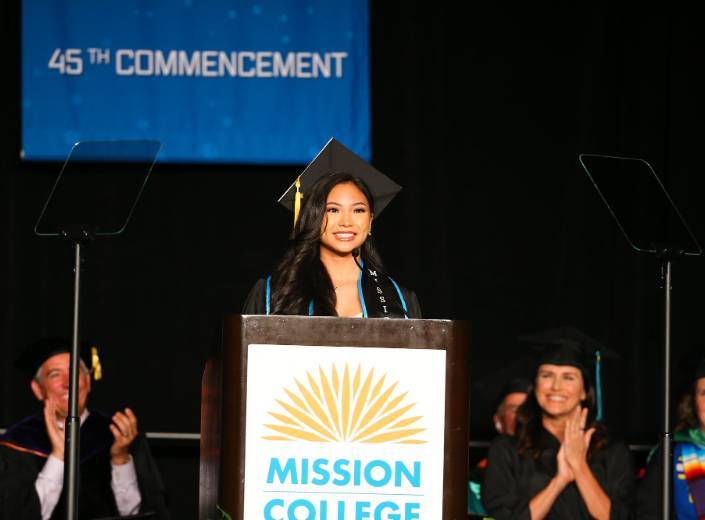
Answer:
263 363 426 444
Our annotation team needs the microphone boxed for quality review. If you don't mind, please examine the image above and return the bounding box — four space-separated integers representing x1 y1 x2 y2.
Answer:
352 248 363 270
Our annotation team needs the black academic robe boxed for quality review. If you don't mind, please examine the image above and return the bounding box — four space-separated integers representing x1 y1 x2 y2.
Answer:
242 277 423 319
483 431 635 520
0 411 170 520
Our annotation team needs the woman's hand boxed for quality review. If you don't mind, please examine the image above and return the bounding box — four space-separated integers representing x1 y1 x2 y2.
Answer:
561 407 611 519
563 406 594 471
555 443 575 485
533 442 576 519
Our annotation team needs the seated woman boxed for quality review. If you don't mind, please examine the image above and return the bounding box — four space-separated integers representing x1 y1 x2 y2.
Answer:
636 357 705 519
243 139 421 319
482 338 634 519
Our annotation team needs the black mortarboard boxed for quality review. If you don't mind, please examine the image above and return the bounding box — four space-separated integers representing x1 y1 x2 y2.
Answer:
499 377 533 400
14 337 103 381
519 326 620 367
278 138 402 223
518 326 619 421
473 355 534 413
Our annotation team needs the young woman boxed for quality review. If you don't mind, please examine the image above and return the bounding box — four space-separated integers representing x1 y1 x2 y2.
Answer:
636 358 705 519
483 343 634 519
243 171 421 319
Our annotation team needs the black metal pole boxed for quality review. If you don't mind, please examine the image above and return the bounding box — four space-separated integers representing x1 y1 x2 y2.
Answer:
64 240 82 520
660 257 673 520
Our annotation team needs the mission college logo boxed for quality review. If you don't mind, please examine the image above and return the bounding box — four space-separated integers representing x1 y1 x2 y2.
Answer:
263 363 426 444
244 345 446 519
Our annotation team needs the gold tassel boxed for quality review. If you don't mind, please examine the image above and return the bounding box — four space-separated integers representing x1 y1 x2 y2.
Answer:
293 176 303 226
91 346 103 381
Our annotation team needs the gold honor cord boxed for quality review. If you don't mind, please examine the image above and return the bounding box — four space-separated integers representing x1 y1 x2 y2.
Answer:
91 346 103 381
294 176 303 226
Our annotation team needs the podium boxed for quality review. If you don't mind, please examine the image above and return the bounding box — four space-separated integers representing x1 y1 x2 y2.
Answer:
200 315 470 519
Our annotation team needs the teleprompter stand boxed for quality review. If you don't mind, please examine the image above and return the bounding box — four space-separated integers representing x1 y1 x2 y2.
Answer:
34 140 161 520
579 154 702 520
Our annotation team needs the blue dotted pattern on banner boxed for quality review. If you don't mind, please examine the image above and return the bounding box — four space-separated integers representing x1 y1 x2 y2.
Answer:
21 0 370 163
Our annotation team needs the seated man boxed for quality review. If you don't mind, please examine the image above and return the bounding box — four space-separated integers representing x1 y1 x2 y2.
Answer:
468 377 531 518
492 377 531 436
0 338 170 519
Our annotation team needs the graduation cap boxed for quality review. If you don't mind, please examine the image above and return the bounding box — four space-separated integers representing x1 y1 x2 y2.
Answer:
498 377 533 402
14 337 103 381
518 325 619 421
470 351 533 434
278 138 402 224
473 355 534 414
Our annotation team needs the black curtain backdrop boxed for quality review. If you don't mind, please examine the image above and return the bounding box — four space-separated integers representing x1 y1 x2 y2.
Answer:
2 2 704 515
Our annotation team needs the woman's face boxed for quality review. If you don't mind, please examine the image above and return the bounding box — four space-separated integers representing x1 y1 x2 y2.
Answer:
534 364 586 419
695 378 705 430
320 181 372 256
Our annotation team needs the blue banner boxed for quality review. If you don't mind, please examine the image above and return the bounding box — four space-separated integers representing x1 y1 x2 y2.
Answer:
22 0 370 164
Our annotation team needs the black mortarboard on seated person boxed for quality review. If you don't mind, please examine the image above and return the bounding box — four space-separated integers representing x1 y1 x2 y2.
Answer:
278 137 402 225
473 354 534 415
518 326 620 421
14 337 103 381
499 377 533 402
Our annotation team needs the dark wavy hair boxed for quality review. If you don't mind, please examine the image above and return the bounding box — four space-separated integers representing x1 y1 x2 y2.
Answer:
516 373 609 460
675 381 704 431
269 172 386 315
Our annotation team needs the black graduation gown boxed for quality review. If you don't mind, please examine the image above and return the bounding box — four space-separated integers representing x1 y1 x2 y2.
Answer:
242 277 423 319
0 411 170 520
483 431 635 520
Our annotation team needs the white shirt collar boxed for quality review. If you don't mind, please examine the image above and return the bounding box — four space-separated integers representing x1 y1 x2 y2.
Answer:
56 409 90 430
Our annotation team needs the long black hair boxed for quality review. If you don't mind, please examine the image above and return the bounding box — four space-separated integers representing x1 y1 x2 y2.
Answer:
516 375 609 460
269 172 386 315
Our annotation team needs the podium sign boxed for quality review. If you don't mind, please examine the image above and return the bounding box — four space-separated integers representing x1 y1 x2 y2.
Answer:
200 315 469 520
244 345 446 519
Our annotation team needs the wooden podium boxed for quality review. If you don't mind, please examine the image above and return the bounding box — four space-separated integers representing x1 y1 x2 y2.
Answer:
200 315 470 519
